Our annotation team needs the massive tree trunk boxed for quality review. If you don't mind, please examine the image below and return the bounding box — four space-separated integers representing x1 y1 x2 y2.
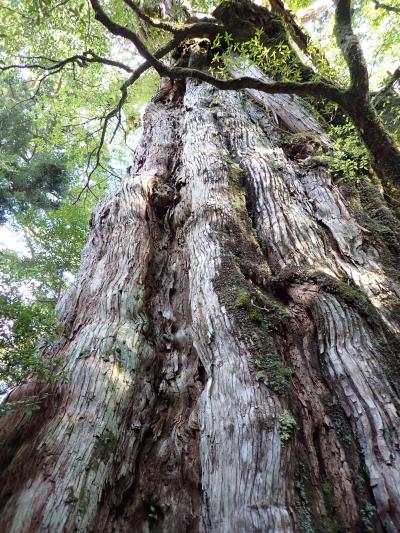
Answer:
1 56 400 532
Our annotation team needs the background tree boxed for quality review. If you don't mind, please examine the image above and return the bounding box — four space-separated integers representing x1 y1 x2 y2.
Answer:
0 194 96 412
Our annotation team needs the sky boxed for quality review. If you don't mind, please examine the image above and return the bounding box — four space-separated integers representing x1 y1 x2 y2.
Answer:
0 224 27 254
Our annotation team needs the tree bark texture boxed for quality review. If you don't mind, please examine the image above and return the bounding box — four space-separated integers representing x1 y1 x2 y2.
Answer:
1 65 400 532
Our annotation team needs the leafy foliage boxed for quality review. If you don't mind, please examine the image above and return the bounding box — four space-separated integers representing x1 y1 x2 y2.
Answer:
0 75 70 221
0 194 95 398
327 120 370 182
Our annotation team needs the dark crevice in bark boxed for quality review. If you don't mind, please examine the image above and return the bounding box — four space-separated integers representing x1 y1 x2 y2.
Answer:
289 306 384 532
96 80 204 532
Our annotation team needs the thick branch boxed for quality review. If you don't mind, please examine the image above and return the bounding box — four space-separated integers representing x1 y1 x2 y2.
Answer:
167 66 345 103
90 0 344 105
90 0 174 70
334 0 369 97
269 0 310 54
92 0 221 51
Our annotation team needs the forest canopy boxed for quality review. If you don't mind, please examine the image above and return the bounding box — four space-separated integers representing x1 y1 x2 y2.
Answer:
0 0 399 405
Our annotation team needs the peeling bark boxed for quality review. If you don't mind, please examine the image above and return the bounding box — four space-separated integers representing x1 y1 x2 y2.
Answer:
1 60 400 532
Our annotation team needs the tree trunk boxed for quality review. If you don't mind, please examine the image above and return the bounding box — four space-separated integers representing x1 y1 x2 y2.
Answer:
1 68 400 532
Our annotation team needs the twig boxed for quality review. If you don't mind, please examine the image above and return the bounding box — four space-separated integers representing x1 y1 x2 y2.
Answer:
374 0 400 13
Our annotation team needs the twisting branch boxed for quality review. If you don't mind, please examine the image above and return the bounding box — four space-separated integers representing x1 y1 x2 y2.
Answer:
373 66 400 105
122 0 179 32
374 0 400 13
169 67 345 103
91 0 222 49
90 0 345 104
89 0 400 186
90 0 183 69
334 0 369 97
0 52 135 75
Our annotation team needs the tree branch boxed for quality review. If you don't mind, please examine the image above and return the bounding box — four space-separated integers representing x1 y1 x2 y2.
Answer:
121 0 222 38
374 0 400 13
373 66 400 105
169 67 345 103
90 0 344 105
0 52 135 75
269 0 310 54
334 0 369 97
122 0 179 33
81 32 186 192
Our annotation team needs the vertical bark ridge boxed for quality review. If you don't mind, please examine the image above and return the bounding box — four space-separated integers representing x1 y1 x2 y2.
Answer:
98 92 206 531
0 172 155 532
180 79 294 531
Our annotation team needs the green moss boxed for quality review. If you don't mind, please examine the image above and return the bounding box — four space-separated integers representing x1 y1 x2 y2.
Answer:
65 490 78 504
213 0 285 45
360 502 377 532
321 396 354 449
249 306 264 325
234 287 289 332
234 289 251 309
216 260 293 396
280 132 323 158
230 286 293 395
314 480 345 533
228 161 245 184
210 156 294 397
294 479 315 533
253 355 294 396
321 394 380 530
78 348 92 359
341 179 400 279
89 429 118 470
321 481 335 510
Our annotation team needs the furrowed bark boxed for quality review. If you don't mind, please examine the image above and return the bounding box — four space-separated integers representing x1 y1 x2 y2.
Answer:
1 54 400 533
